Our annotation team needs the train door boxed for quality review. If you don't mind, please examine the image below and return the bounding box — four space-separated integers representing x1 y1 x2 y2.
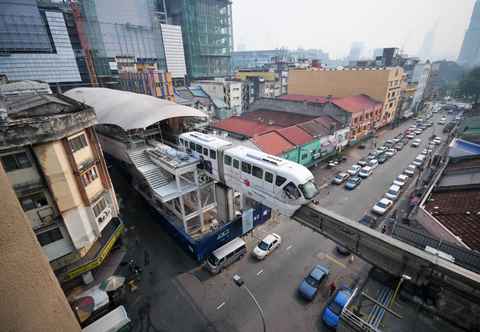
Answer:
250 164 264 191
223 153 233 182
231 157 241 187
240 161 253 190
263 170 275 195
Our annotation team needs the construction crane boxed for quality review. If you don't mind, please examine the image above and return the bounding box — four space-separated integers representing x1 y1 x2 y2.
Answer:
69 0 98 86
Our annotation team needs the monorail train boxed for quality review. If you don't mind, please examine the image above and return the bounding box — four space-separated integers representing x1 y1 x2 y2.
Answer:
178 132 319 216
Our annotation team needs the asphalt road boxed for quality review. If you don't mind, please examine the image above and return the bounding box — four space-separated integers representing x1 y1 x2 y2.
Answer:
112 112 452 332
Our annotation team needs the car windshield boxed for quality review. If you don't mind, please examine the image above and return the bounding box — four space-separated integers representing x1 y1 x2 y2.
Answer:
305 275 319 287
258 241 269 251
377 201 388 208
207 254 219 266
299 180 319 199
329 300 344 315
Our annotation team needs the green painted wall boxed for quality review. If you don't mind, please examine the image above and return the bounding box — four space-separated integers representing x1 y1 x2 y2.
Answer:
282 139 323 166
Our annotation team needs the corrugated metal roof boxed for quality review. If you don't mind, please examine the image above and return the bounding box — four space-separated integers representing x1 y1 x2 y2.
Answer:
213 116 280 137
242 109 316 127
252 131 295 156
276 126 313 146
331 94 382 113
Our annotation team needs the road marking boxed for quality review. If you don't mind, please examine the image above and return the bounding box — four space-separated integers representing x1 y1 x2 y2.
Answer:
325 254 347 269
257 269 264 276
286 245 293 251
216 302 226 310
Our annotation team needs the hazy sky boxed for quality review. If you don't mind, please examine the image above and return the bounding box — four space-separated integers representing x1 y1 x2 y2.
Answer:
232 0 476 60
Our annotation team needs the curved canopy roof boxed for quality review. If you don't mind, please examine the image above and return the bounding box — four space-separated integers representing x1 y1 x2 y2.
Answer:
64 88 206 130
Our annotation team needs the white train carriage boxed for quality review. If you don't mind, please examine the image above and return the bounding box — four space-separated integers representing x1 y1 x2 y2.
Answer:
178 132 319 216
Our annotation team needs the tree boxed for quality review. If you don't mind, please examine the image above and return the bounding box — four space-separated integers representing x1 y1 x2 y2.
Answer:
458 67 480 104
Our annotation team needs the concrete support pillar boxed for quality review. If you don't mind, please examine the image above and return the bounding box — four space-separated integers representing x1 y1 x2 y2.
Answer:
0 164 81 331
215 183 235 222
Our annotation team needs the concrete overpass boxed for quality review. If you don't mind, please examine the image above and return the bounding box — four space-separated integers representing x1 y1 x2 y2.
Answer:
293 204 480 302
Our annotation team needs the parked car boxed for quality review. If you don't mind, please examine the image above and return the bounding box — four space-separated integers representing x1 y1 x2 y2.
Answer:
385 148 396 157
433 137 442 145
252 233 281 260
377 153 387 164
372 198 394 215
322 288 354 328
298 264 330 301
332 172 350 185
367 153 377 161
404 164 416 176
385 185 401 201
406 133 415 139
411 138 421 147
413 155 426 166
394 142 404 150
368 159 379 169
357 159 368 167
359 215 376 228
414 129 423 135
393 174 409 187
344 176 362 190
347 164 362 176
358 166 373 178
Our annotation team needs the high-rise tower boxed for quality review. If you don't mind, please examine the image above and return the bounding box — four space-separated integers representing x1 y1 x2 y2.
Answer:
458 0 480 67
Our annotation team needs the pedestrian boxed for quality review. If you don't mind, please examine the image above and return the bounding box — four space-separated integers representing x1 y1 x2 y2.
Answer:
144 249 151 267
329 281 336 296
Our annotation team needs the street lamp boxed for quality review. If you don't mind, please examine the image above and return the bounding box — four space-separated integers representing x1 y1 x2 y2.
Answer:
233 274 266 332
389 274 412 308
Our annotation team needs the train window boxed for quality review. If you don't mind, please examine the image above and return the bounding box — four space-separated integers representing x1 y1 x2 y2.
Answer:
265 171 273 183
196 144 202 153
241 162 251 174
252 166 263 179
224 155 232 166
179 138 184 146
284 182 301 199
185 141 189 147
210 150 217 160
189 142 195 150
275 176 286 187
233 159 239 169
203 148 208 156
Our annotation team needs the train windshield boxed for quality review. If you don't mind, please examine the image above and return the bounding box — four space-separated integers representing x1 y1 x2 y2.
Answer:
299 180 319 199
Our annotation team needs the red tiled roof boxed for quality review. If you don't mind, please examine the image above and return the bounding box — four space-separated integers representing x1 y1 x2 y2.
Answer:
424 189 480 251
279 94 329 104
331 94 382 113
213 116 279 137
276 126 313 146
252 131 295 156
241 109 317 127
298 119 330 137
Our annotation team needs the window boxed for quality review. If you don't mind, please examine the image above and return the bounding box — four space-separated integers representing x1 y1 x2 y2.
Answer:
179 138 184 146
224 155 232 166
20 192 48 211
69 134 88 153
233 159 240 169
203 148 209 156
275 175 286 187
81 166 99 186
189 142 195 150
195 144 202 153
36 228 63 246
389 102 393 108
184 140 189 147
252 166 263 179
210 150 216 160
93 197 108 218
265 171 273 183
301 153 308 160
284 182 301 199
1 152 32 172
241 162 251 174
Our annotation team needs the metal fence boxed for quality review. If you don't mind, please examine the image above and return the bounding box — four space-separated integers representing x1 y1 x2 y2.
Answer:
392 223 480 273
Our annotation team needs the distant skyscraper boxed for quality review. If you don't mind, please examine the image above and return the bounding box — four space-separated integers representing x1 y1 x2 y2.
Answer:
348 42 365 61
418 27 435 61
458 0 480 67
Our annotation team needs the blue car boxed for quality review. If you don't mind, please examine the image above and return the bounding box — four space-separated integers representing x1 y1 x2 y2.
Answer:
298 264 329 300
344 176 361 190
322 288 353 328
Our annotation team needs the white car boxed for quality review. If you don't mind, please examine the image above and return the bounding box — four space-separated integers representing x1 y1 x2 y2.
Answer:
404 164 416 176
252 233 282 260
347 164 362 176
385 185 401 201
393 174 409 187
411 138 421 147
406 133 415 139
358 166 373 178
372 198 394 215
368 159 379 169
385 148 396 157
433 138 441 145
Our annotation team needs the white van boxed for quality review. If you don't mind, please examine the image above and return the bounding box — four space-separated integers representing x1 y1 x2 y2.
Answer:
206 237 247 274
82 305 131 332
358 166 373 178
385 185 401 201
